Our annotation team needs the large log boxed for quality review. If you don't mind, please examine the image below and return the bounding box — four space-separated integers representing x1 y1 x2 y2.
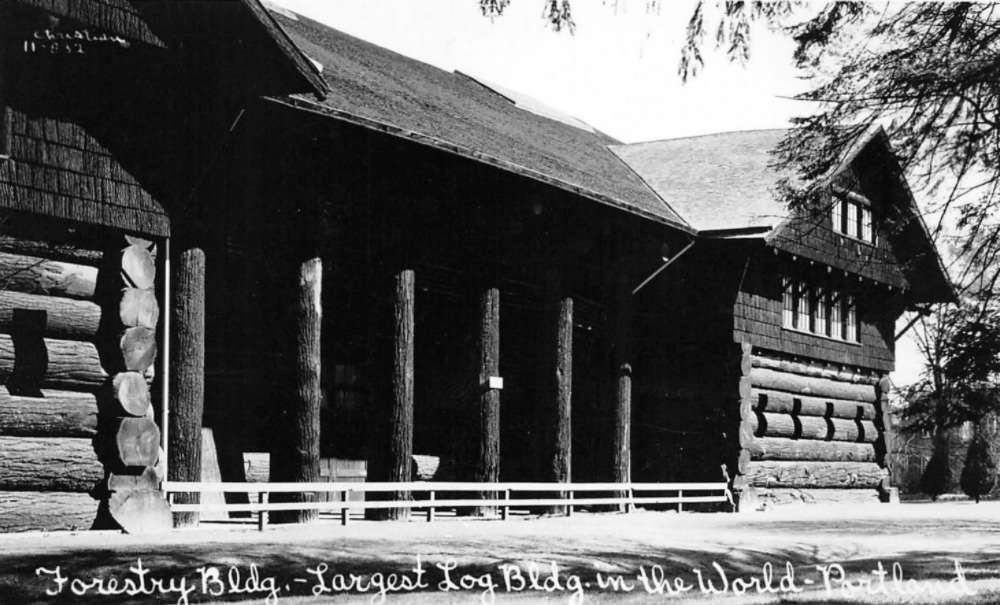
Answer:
751 411 879 443
749 437 877 462
119 288 159 330
0 251 97 299
112 371 151 417
747 460 887 489
120 326 157 373
476 286 501 515
169 246 205 528
611 273 631 488
0 236 102 265
108 489 171 534
751 355 880 385
753 388 877 420
120 245 155 290
386 268 413 520
756 487 881 507
0 491 96 532
0 436 101 491
0 290 101 339
0 387 97 436
112 415 160 468
272 257 324 524
752 368 876 402
546 291 573 515
0 334 107 391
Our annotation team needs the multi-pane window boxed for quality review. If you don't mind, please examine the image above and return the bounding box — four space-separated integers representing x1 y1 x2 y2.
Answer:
833 195 875 244
782 277 860 342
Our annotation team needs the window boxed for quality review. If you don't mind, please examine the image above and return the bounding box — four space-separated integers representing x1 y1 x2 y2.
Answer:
783 277 860 343
832 194 875 244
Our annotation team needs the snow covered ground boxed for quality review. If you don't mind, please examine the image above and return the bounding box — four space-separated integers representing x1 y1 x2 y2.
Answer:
2 501 999 604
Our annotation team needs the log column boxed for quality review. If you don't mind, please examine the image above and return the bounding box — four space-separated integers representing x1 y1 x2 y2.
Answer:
168 242 205 528
544 271 573 514
476 286 501 516
732 342 755 511
386 269 414 520
610 272 632 506
98 236 171 533
271 256 323 524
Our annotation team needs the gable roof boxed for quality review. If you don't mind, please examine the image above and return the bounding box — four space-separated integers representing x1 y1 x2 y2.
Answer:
263 8 691 232
610 129 788 234
614 127 954 302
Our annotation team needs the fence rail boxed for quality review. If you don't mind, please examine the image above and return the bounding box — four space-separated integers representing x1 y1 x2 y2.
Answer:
162 481 731 530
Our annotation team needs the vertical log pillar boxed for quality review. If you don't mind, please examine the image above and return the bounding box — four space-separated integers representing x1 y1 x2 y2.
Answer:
732 341 756 512
610 272 632 508
545 274 573 515
271 256 322 524
168 244 206 528
94 235 171 533
874 375 895 503
476 286 501 516
386 269 414 520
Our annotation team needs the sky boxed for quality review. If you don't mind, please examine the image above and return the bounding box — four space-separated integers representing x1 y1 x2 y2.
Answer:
266 0 925 386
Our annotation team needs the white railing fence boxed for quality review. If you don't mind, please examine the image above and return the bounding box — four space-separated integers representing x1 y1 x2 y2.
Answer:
163 481 731 530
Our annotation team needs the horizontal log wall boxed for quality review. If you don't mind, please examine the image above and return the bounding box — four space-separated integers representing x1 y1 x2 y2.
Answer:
0 237 107 531
0 436 102 491
746 352 886 495
755 487 882 507
749 437 876 462
0 491 96 532
0 290 102 339
0 251 97 299
0 334 107 390
747 460 887 489
751 412 879 443
0 387 97 436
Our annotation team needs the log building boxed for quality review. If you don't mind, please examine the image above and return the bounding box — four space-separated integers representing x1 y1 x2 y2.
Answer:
0 0 952 531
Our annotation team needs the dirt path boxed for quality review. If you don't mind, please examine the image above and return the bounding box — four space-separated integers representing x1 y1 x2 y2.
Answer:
1 501 999 604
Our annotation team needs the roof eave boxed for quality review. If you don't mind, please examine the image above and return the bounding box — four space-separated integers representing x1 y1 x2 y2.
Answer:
268 96 696 235
243 0 329 96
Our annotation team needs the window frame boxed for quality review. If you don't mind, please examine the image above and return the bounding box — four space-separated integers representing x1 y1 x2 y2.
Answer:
781 274 861 345
831 190 876 246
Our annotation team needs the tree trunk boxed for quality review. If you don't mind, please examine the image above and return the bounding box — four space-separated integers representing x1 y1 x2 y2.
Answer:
0 291 101 339
753 388 877 420
751 412 879 443
0 491 96 532
547 290 573 514
476 286 500 516
611 273 632 501
168 245 205 528
271 256 322 524
748 460 887 489
749 436 877 462
385 269 414 520
0 435 102 491
0 388 97 437
0 251 97 299
752 368 877 402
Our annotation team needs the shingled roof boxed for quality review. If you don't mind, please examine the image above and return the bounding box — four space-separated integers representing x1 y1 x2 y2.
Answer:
610 129 789 234
264 8 690 231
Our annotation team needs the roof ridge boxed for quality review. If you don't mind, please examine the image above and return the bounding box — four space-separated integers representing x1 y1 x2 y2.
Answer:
618 128 789 148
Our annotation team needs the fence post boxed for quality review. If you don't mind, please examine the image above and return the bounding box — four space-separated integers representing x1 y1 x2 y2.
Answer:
626 488 634 514
427 491 436 523
258 492 269 532
341 489 351 526
678 490 684 513
502 489 511 520
566 491 574 517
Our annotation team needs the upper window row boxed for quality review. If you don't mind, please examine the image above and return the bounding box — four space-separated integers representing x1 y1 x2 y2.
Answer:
831 195 875 244
782 277 861 343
